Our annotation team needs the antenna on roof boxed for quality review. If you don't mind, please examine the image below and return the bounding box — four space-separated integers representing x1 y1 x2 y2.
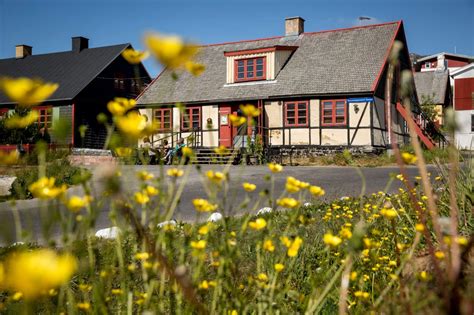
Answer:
358 16 371 26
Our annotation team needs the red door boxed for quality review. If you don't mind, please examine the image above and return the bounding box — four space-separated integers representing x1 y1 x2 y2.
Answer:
219 106 232 147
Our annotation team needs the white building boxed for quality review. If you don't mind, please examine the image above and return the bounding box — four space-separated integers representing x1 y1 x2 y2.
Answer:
451 63 474 150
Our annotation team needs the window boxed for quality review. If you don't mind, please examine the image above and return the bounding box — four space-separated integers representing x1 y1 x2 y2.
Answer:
154 108 172 131
284 101 308 127
471 114 474 132
321 100 347 126
114 73 125 90
181 107 201 130
36 106 53 129
235 57 266 82
424 62 431 69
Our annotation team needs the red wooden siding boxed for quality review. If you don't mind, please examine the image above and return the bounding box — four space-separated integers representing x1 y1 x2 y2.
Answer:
454 77 474 110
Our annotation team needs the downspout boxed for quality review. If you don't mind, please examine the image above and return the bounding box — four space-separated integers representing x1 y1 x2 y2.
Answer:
385 64 394 152
71 103 75 148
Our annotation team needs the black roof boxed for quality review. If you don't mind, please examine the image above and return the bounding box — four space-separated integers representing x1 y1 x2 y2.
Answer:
0 43 130 104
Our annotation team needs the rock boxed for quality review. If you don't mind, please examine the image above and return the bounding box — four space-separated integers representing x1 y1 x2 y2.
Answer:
95 226 121 239
208 212 223 222
257 207 273 215
0 176 16 197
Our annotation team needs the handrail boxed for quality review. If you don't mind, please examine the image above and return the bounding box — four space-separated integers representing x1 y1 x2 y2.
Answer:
150 128 200 148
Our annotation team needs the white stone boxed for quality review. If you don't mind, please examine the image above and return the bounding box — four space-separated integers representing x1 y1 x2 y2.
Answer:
207 212 223 222
95 226 120 239
157 220 177 228
257 207 273 215
0 176 16 196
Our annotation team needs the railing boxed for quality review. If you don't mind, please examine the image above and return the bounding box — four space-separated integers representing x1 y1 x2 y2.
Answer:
150 128 200 148
414 109 449 149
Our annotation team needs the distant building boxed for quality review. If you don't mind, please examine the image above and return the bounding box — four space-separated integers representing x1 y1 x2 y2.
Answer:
0 37 151 149
450 63 474 149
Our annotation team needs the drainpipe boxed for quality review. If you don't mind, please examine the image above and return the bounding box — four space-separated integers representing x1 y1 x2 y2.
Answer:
385 64 394 155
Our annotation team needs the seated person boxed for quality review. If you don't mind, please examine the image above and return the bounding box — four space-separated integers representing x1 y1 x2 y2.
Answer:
166 138 186 165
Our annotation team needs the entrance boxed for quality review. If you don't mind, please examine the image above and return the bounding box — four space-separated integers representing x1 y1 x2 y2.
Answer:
219 104 253 148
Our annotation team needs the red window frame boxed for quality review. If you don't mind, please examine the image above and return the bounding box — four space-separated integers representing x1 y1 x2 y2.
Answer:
35 106 53 129
153 108 173 131
234 57 266 82
321 100 347 126
181 106 201 131
284 101 309 127
0 108 8 119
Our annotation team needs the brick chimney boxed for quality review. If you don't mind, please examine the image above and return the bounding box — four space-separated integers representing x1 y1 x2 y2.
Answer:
285 17 305 36
72 36 89 52
15 45 32 59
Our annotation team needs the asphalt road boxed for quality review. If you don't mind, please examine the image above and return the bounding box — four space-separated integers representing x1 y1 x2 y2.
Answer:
0 164 436 245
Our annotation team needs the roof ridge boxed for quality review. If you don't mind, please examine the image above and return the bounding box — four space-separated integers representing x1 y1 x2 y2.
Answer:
201 20 400 48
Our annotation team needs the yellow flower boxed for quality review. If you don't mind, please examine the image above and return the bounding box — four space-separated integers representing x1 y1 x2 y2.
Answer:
339 227 352 239
198 224 211 235
79 284 92 292
0 150 19 165
309 185 325 197
1 249 77 299
111 288 123 295
323 233 342 248
257 273 268 282
287 237 303 257
66 195 90 212
12 292 23 301
198 280 216 290
185 61 206 76
28 177 67 200
350 271 358 281
286 176 301 193
144 33 199 70
77 302 91 311
115 147 133 157
229 114 246 127
415 223 424 232
263 239 275 252
239 104 260 117
134 252 150 260
167 168 184 177
145 185 159 196
248 218 267 230
274 263 285 272
4 110 39 129
190 240 207 250
115 111 158 139
434 250 445 260
137 171 154 181
121 48 149 64
214 145 228 155
242 182 256 192
456 236 468 246
268 162 283 173
401 152 417 164
182 147 194 157
380 208 398 219
0 77 58 107
228 310 238 315
419 271 430 281
107 97 136 116
192 198 218 212
277 197 300 209
134 191 150 205
206 170 226 183
280 236 292 247
354 291 370 299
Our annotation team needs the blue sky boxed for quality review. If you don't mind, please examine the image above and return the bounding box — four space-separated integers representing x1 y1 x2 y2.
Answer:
0 0 473 77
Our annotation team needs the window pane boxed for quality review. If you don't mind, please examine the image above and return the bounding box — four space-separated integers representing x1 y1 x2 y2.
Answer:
247 65 254 72
336 109 344 116
323 103 332 110
287 103 295 110
238 73 244 79
256 58 263 65
323 117 332 123
298 110 306 117
298 103 306 110
256 71 263 77
238 60 244 67
298 117 306 124
192 121 199 128
323 110 332 116
247 59 254 65
247 72 254 78
256 64 263 71
287 110 295 117
238 66 244 72
336 117 345 123
287 118 295 125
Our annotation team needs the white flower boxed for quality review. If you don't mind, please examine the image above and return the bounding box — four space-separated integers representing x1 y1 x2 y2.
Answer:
95 226 121 239
207 212 223 222
257 207 273 216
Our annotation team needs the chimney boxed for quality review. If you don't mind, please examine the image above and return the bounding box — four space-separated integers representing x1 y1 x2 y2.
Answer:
285 17 305 36
15 45 32 59
72 36 89 52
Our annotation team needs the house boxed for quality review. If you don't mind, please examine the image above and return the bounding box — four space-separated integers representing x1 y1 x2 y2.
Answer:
414 69 452 126
417 52 474 76
450 63 474 149
0 37 151 149
136 18 443 155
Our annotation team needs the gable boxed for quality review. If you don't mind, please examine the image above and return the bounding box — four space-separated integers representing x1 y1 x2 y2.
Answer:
137 22 401 105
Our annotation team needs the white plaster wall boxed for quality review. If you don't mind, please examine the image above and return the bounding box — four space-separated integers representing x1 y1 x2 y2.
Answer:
349 101 371 128
202 131 219 147
321 129 347 145
309 99 320 127
454 110 474 149
350 128 371 146
310 129 320 145
202 105 219 130
269 129 283 145
289 128 310 145
264 101 282 128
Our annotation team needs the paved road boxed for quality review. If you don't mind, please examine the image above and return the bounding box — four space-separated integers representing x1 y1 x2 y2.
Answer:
0 164 436 245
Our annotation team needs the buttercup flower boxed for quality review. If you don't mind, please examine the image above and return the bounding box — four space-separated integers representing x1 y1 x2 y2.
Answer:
185 61 206 76
240 104 260 117
134 252 150 260
192 198 217 212
229 114 246 127
274 263 285 272
28 177 67 200
107 97 136 116
137 171 154 181
77 302 91 311
277 197 300 209
1 249 77 299
4 111 39 129
309 185 325 197
263 239 275 252
249 218 267 230
167 168 184 177
115 111 158 139
242 182 257 192
66 195 91 212
401 152 417 164
380 208 398 219
182 147 194 157
268 162 283 173
206 170 226 183
121 48 149 64
0 150 19 165
115 147 133 157
0 77 58 107
214 145 228 155
323 233 342 248
287 237 303 257
145 185 159 196
134 191 150 205
190 240 207 250
144 33 199 70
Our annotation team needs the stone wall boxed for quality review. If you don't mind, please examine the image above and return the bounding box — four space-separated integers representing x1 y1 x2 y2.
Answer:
266 145 384 162
68 148 117 166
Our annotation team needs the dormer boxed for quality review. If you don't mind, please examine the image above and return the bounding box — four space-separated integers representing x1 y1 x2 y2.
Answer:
224 46 297 84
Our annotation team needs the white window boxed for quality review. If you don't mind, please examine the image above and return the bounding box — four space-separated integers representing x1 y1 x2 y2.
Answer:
425 62 431 68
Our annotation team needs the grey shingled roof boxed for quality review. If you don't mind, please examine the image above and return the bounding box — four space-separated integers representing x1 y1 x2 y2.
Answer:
0 44 130 104
137 22 400 105
414 70 449 104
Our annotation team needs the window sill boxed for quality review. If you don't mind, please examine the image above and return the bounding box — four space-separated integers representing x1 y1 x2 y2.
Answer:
224 80 277 87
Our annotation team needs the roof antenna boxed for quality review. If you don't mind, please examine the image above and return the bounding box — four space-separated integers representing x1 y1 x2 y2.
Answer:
454 46 457 54
358 16 371 26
